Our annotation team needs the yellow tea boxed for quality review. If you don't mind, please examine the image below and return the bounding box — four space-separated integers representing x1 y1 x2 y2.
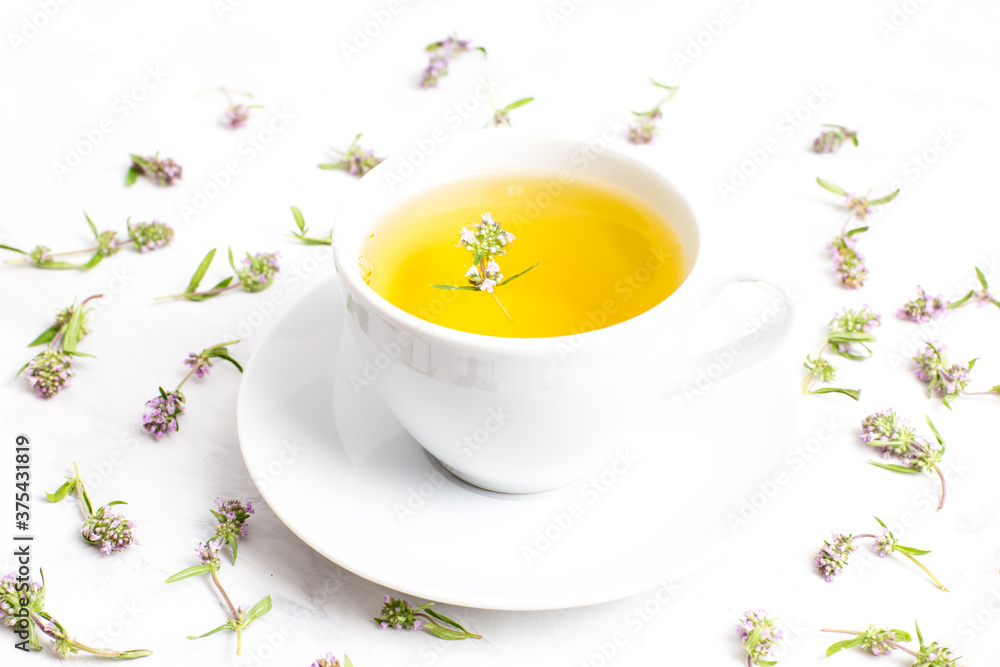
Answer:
361 174 685 338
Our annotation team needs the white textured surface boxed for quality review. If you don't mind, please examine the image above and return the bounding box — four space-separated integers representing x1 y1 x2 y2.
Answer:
1 0 999 665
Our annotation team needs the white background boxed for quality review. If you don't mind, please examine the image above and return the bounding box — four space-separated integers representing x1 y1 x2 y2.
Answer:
2 0 1000 665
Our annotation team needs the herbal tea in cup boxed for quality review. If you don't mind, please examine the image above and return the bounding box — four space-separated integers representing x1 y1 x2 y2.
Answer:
360 175 685 337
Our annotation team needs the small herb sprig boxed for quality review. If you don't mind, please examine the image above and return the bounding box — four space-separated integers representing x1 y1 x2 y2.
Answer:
127 152 182 187
214 86 263 129
166 498 268 655
822 621 962 665
861 411 949 510
16 295 101 399
431 212 539 320
375 596 481 640
155 248 280 301
1 570 151 659
628 78 678 145
817 177 899 289
318 133 383 177
420 35 486 88
813 124 859 153
912 341 999 408
2 214 173 269
141 341 242 439
802 306 881 400
815 517 947 591
311 654 355 667
899 267 1000 322
46 462 136 554
737 609 782 667
287 206 331 245
486 90 533 128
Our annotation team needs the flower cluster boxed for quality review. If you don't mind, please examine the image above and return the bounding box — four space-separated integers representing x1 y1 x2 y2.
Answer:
900 287 949 322
458 213 516 293
420 35 485 88
127 152 182 186
737 609 783 666
96 230 121 257
915 641 961 666
873 528 897 558
142 390 186 438
827 234 867 289
128 219 175 253
912 342 972 407
196 540 222 567
318 133 383 177
860 626 899 656
815 533 856 582
375 595 481 640
18 296 100 399
813 124 859 153
861 409 917 457
487 94 533 128
1 573 42 627
212 497 255 543
82 505 137 555
25 348 74 399
311 653 351 667
828 306 880 358
627 79 678 145
29 245 52 265
225 104 251 128
237 252 281 291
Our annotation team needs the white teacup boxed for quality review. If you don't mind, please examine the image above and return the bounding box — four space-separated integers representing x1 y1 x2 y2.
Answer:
332 131 789 493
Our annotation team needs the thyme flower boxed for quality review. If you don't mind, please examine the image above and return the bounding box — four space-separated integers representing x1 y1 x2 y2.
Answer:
48 462 137 555
900 287 949 322
17 295 100 399
375 595 481 640
816 178 898 289
420 35 486 88
312 654 354 667
827 234 867 289
823 625 911 657
318 133 383 177
802 306 880 400
627 78 678 145
815 533 856 582
127 152 182 186
156 248 280 301
813 124 859 153
737 609 782 666
912 342 976 408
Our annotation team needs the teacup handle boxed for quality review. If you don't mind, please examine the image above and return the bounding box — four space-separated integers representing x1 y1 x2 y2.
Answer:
662 276 793 402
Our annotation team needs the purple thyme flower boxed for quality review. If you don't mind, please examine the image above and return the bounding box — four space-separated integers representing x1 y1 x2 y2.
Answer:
29 245 52 266
860 409 916 458
127 220 175 253
237 251 281 291
184 352 213 379
130 153 183 186
142 390 186 438
311 654 342 667
224 104 251 129
24 348 74 399
912 342 971 404
213 497 255 541
97 230 121 257
1 573 42 627
859 625 897 656
813 125 858 153
828 235 867 289
816 532 857 582
376 596 419 630
915 639 960 666
899 287 949 322
829 305 881 357
81 505 136 555
196 540 222 567
873 529 897 558
845 193 874 220
737 609 783 666
420 35 476 88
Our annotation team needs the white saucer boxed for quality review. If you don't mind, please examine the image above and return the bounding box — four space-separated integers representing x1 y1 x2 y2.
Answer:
236 276 795 610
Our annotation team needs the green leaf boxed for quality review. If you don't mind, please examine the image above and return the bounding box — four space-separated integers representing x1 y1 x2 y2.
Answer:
869 461 920 474
825 637 866 657
828 331 877 343
650 78 678 91
46 479 76 503
318 162 344 170
425 40 444 51
424 624 473 640
208 351 243 373
185 276 233 302
430 284 478 290
165 564 214 583
126 167 139 187
0 243 27 255
290 206 306 233
874 516 888 529
975 266 989 291
36 261 83 270
502 97 534 111
79 251 105 270
424 606 468 632
949 290 974 308
846 225 869 237
186 249 217 295
62 302 88 354
107 500 128 506
816 177 847 196
83 212 99 239
892 629 912 642
28 325 60 347
851 135 859 146
241 595 272 627
895 545 931 556
914 620 924 647
499 261 541 286
475 46 487 57
227 534 239 564
924 415 944 447
186 622 233 640
116 649 154 659
809 387 861 400
228 247 236 273
14 361 30 379
868 189 900 206
64 350 97 359
344 657 354 667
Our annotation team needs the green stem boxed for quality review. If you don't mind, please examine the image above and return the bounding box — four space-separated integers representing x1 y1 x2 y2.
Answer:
492 292 512 322
154 284 240 301
934 465 946 510
31 612 151 659
72 462 93 517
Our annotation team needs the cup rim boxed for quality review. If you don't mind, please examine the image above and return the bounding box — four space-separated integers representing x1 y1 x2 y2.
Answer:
332 130 703 354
